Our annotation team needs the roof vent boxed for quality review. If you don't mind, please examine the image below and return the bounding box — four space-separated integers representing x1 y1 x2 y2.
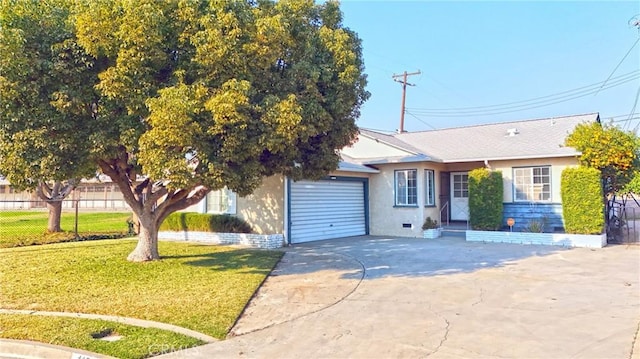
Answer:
506 128 519 137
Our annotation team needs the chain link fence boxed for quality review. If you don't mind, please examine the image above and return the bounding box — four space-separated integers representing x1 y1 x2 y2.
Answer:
0 199 133 247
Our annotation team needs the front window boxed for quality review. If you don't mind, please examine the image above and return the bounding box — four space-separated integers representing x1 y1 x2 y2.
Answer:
206 188 237 214
395 169 418 206
514 166 551 202
425 170 435 206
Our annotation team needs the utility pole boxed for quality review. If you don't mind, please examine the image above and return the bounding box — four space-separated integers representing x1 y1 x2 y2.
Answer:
392 70 421 133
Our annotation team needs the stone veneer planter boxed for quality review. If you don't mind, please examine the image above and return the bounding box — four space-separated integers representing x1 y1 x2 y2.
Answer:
158 231 285 249
466 230 607 248
423 228 442 239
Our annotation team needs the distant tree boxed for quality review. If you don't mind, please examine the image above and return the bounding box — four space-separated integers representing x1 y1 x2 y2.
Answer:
2 0 368 261
0 0 97 232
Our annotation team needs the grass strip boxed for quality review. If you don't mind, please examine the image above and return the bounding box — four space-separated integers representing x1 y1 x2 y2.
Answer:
0 314 204 359
0 211 131 248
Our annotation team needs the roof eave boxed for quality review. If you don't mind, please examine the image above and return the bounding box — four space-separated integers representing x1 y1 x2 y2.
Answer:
358 131 419 155
360 155 440 165
440 152 580 163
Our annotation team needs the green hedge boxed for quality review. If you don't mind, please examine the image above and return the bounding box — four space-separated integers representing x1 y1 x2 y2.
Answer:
159 213 253 233
561 167 604 234
468 168 504 231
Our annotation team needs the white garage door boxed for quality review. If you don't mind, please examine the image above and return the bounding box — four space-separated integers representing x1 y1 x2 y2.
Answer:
290 179 366 243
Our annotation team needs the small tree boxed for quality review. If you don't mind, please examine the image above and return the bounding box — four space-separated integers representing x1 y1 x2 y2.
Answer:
565 122 638 192
468 168 503 230
0 0 96 232
565 122 639 222
561 167 604 234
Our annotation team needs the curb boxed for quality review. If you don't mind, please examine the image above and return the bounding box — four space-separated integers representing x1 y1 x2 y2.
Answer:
0 309 217 343
0 339 114 359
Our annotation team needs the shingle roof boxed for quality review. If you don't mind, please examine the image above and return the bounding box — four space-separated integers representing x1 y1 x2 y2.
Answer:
358 128 424 155
363 113 599 163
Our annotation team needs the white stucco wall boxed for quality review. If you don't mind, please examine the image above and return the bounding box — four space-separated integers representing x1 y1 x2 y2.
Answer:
368 162 445 238
237 175 285 234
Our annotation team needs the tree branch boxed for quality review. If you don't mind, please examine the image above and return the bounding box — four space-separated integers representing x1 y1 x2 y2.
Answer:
98 159 143 213
144 184 168 213
35 182 50 201
51 181 61 199
156 186 209 225
39 181 53 198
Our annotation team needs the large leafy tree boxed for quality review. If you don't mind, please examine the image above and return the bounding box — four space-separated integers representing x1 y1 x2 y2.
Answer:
0 0 97 232
2 0 368 261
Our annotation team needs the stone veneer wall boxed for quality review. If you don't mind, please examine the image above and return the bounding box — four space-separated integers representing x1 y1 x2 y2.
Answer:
466 230 606 248
159 231 285 249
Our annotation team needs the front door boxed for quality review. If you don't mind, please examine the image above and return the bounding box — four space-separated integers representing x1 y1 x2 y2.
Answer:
450 172 469 221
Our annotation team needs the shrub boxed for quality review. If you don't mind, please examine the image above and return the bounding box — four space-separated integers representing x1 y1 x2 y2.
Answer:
421 216 438 230
468 168 503 230
561 167 604 234
523 216 548 233
159 213 253 233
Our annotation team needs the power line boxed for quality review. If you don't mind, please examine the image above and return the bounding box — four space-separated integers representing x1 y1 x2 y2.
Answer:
407 70 638 114
407 70 638 113
629 86 640 132
595 37 640 96
405 111 437 130
406 73 639 117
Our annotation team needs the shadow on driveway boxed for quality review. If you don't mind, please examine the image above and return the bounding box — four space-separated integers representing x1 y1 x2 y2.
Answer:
285 235 565 279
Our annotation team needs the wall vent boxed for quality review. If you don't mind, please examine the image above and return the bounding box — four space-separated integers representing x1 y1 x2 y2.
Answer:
402 223 413 229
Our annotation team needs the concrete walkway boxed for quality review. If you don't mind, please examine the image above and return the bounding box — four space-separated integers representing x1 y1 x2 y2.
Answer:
159 236 640 359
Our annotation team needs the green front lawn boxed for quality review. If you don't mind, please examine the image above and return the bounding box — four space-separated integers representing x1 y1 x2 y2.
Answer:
0 239 283 357
0 211 131 248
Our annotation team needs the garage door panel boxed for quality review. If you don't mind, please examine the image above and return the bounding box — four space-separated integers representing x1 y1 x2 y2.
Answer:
290 179 366 244
293 213 364 226
290 206 363 214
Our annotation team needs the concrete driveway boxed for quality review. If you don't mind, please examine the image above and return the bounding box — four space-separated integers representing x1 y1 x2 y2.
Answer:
160 236 640 359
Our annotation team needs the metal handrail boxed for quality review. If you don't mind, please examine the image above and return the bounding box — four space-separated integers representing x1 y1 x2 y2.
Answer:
439 201 449 228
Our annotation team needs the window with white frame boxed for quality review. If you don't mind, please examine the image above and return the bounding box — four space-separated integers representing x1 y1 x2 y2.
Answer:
513 166 551 202
206 188 237 214
395 169 417 206
425 169 436 206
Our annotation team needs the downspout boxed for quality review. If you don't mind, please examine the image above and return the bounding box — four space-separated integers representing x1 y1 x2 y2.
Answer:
284 177 291 245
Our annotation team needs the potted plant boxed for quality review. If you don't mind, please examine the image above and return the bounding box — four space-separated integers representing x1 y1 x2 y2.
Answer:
422 216 441 239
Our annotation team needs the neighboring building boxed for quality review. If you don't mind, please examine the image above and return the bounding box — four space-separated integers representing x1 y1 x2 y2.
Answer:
184 112 599 243
0 176 129 210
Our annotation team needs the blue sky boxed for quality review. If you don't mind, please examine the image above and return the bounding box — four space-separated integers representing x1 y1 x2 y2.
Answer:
338 1 640 132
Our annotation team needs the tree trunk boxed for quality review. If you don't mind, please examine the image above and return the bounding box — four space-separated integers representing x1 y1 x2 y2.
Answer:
45 200 63 233
127 214 160 262
130 211 140 234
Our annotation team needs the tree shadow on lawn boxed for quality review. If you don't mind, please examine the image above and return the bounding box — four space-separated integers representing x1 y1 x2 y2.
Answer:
282 236 575 280
163 246 283 274
1 239 130 253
